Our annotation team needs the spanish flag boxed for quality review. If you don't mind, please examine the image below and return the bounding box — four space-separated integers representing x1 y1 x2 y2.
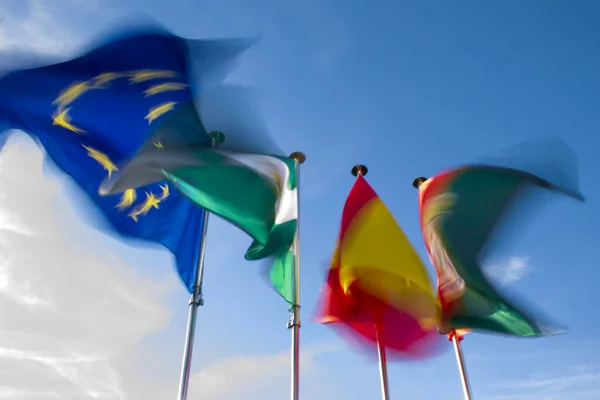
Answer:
316 174 441 359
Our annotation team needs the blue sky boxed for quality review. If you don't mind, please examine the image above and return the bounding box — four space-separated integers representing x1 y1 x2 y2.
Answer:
0 0 599 399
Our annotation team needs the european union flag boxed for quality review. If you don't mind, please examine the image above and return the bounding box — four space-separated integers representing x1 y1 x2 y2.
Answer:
0 26 255 291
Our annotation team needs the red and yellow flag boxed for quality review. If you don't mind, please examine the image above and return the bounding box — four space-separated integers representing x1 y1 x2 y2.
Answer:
316 174 441 359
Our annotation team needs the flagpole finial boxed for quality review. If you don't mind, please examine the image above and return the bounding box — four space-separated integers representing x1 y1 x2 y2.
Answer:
351 164 368 177
412 176 428 188
208 130 226 144
289 152 306 164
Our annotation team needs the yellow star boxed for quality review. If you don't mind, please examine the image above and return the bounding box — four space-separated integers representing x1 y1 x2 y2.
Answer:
152 140 164 149
52 107 85 134
53 81 90 109
145 102 177 125
157 184 170 201
128 70 176 84
91 72 121 88
81 144 119 178
144 82 187 97
128 192 161 222
115 189 137 210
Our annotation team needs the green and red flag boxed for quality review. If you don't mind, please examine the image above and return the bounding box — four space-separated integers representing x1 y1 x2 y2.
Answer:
417 165 584 337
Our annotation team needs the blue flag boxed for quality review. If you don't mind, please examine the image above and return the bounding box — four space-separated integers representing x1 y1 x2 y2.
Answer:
0 26 255 291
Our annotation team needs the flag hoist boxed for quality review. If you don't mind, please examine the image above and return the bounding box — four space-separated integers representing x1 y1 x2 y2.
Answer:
177 130 226 400
352 164 390 400
287 151 305 400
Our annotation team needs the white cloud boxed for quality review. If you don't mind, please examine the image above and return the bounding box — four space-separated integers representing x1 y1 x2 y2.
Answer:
484 256 530 285
0 7 180 395
188 342 338 399
0 1 75 54
0 0 115 64
0 135 174 399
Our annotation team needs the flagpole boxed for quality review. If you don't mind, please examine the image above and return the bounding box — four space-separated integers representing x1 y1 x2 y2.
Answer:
287 151 305 400
177 131 225 400
352 164 390 400
449 331 473 400
376 328 391 400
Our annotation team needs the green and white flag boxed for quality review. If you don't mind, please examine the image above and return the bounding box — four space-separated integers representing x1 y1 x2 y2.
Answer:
100 146 298 303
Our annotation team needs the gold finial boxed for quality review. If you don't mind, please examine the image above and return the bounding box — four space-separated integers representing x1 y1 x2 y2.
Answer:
289 152 306 164
412 177 428 188
351 165 368 177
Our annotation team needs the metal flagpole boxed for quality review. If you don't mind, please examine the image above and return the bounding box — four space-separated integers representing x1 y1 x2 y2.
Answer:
450 330 473 400
177 131 225 400
376 329 391 400
287 151 305 400
411 179 472 399
351 165 390 400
